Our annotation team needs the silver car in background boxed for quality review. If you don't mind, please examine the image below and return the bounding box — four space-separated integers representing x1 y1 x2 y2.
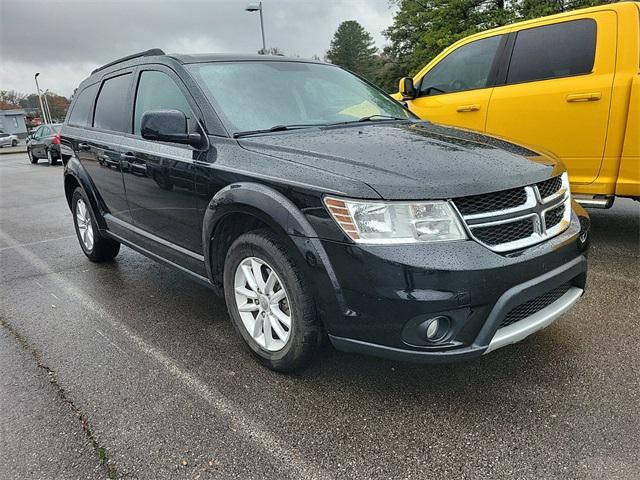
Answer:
0 132 19 147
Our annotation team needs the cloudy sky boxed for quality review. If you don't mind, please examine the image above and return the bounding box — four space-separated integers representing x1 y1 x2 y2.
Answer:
1 0 397 97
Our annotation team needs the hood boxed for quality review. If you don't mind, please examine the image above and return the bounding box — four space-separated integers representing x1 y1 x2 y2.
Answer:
237 121 562 200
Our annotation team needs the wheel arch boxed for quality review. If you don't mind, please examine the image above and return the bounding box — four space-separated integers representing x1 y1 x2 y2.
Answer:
64 158 108 230
203 183 346 325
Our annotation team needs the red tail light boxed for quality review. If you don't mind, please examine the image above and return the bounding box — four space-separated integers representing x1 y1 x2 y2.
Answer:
53 134 60 145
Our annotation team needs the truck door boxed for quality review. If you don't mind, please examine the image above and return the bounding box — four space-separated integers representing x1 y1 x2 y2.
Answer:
486 13 617 185
407 34 505 132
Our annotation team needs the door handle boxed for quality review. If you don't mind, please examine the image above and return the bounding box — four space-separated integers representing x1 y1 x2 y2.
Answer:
456 104 481 112
566 92 601 102
120 152 136 170
78 142 90 151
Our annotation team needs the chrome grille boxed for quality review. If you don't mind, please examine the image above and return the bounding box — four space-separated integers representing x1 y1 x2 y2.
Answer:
536 176 563 200
452 173 571 253
473 217 535 246
544 204 565 230
500 283 572 328
454 187 527 216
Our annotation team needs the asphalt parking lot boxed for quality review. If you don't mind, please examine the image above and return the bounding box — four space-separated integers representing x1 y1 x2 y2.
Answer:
1 151 639 480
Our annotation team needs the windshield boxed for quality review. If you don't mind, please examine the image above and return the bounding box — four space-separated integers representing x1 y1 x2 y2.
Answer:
188 61 412 134
51 124 62 133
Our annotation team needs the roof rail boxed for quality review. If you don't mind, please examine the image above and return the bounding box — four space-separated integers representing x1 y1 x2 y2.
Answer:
91 48 166 75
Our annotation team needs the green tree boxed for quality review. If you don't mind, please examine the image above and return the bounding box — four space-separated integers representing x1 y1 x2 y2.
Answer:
326 20 378 78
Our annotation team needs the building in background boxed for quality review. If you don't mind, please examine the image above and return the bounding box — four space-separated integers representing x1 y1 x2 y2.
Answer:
0 109 28 138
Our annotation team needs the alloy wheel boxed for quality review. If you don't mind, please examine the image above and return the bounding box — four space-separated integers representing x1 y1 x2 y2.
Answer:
75 198 94 251
234 256 292 352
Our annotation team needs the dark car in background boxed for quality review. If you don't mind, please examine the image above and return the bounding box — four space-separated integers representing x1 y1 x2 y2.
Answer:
27 123 63 165
61 50 590 372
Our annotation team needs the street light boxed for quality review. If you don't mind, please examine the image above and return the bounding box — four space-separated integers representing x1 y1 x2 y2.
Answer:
245 1 266 54
34 73 49 124
43 89 53 124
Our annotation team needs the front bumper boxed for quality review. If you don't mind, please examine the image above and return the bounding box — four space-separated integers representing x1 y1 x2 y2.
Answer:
311 206 589 363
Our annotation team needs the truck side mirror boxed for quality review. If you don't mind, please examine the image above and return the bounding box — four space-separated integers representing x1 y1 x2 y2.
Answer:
398 77 415 100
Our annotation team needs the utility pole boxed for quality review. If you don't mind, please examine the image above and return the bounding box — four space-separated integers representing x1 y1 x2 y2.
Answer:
34 73 49 124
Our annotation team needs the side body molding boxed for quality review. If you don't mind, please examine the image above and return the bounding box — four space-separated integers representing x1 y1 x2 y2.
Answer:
202 182 347 324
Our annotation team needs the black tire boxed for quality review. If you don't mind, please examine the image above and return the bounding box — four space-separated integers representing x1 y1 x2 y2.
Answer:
46 148 58 166
223 229 321 372
28 149 37 164
71 187 120 262
11 139 17 147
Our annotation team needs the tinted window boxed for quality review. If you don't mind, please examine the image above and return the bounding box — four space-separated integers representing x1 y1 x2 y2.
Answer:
40 126 51 136
419 35 502 96
51 124 61 133
93 74 132 132
507 19 596 84
133 71 193 135
68 83 98 127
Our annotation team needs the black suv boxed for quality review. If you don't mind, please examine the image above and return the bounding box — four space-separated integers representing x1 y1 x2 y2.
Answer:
61 49 590 371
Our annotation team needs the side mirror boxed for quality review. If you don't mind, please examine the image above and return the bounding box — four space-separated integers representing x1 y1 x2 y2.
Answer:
398 77 415 100
141 109 202 147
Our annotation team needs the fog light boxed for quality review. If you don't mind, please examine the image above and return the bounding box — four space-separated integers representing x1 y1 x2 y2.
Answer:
426 319 440 339
425 316 449 342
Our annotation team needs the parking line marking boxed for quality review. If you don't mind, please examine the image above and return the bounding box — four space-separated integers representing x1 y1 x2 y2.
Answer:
0 228 329 480
0 235 75 251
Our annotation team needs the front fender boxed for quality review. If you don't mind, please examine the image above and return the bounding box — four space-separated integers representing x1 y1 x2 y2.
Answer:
202 182 347 324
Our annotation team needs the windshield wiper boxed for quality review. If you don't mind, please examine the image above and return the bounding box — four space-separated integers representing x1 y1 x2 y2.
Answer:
328 115 410 126
233 123 325 138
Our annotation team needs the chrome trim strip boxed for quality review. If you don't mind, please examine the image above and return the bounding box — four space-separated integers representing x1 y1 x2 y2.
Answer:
105 214 205 261
484 287 583 354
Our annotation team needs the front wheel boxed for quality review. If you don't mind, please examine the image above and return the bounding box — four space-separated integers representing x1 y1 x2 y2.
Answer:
223 229 321 372
72 187 120 262
11 139 17 147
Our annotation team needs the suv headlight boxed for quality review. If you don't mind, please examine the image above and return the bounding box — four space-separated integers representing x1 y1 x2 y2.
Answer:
324 196 468 244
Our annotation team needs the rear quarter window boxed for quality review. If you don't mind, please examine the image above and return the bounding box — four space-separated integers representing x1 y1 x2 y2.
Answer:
506 18 597 84
68 83 99 128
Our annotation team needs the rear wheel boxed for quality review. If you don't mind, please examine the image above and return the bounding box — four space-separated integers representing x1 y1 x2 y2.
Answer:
28 149 37 164
72 187 120 262
11 139 17 147
223 229 320 372
47 148 58 166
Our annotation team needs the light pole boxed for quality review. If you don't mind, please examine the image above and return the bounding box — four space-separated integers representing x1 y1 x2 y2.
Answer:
245 2 266 54
34 73 49 124
43 89 53 123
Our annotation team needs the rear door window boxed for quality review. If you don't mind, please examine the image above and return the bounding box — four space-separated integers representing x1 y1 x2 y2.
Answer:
506 19 596 84
93 73 132 132
68 83 98 128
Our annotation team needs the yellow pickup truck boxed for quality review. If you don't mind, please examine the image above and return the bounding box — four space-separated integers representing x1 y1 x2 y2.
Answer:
396 2 639 207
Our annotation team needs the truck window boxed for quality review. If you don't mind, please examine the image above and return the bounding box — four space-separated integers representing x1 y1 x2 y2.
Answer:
419 35 503 96
93 73 132 132
68 83 99 128
506 19 596 84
